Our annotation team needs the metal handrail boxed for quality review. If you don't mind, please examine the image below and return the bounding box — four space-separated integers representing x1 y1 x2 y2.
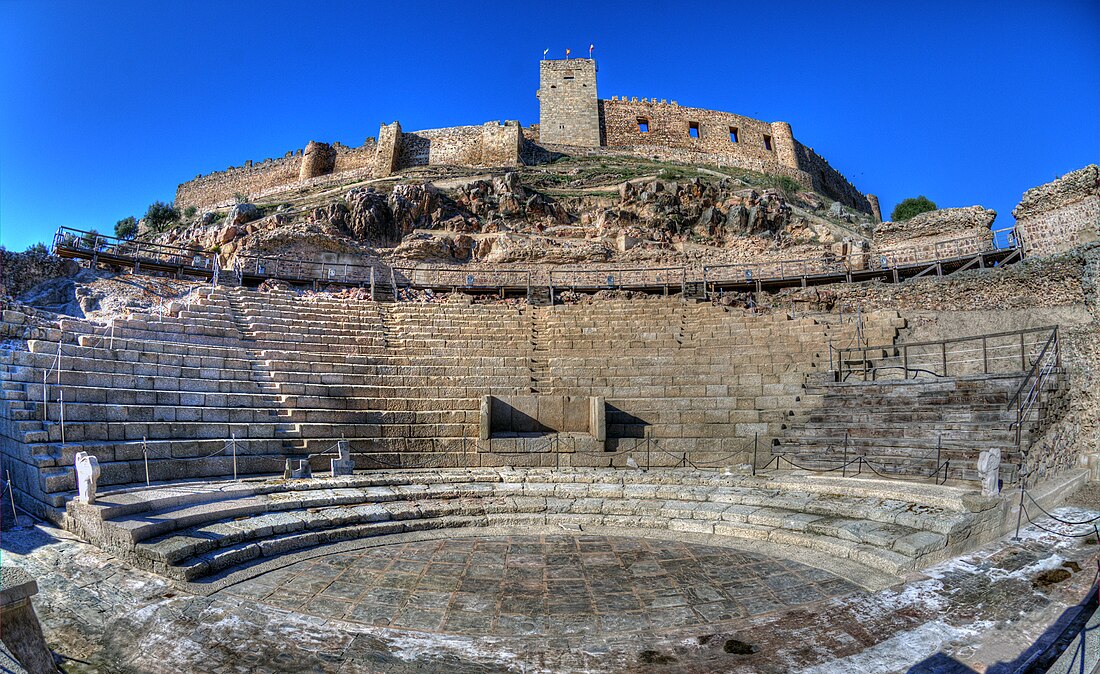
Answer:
835 326 1058 381
1006 327 1060 448
53 224 1022 296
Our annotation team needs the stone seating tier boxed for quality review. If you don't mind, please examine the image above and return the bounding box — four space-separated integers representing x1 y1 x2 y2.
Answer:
64 468 1013 586
779 375 1030 480
1 290 908 521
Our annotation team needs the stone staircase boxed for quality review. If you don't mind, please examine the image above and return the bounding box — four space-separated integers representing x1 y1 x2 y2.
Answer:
778 374 1036 481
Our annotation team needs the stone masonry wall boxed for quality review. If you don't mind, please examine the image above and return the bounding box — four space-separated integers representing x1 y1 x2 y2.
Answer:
599 98 871 214
538 58 600 147
794 142 873 214
1013 165 1099 257
873 207 997 265
176 139 378 210
601 98 779 162
393 122 523 173
175 154 301 210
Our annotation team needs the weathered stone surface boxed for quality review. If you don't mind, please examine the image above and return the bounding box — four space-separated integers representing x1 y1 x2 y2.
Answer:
226 203 260 228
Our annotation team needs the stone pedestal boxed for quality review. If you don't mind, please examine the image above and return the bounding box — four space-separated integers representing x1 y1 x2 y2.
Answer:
0 567 56 673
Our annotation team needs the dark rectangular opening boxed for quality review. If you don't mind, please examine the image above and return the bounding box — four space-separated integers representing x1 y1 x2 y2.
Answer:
637 118 649 133
763 134 773 151
562 70 575 80
688 122 700 138
729 127 739 143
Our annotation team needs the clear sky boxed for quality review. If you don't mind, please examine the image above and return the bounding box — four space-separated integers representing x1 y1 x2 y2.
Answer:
1 0 1097 251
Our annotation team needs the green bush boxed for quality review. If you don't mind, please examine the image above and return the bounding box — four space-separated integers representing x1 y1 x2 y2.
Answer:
890 195 937 222
144 201 179 231
775 176 802 194
24 242 48 255
115 216 138 240
184 205 198 218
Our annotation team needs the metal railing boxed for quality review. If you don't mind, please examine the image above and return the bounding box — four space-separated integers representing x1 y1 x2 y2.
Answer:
834 326 1059 381
391 266 533 299
1006 326 1061 448
53 227 218 272
53 224 1023 299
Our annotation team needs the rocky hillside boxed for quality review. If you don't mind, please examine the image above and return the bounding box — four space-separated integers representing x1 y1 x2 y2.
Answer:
143 155 877 269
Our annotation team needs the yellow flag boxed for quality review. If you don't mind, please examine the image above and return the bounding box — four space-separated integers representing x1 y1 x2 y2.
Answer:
566 48 571 56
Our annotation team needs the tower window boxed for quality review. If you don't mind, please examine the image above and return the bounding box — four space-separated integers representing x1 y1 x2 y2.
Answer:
562 70 575 80
637 118 649 133
729 127 739 143
763 134 773 151
689 122 700 138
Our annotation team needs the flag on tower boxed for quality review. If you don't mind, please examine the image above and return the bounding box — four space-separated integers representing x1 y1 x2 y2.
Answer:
589 43 594 58
542 48 549 59
565 48 571 58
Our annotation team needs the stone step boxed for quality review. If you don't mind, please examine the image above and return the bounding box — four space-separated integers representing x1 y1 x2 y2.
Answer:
68 470 976 582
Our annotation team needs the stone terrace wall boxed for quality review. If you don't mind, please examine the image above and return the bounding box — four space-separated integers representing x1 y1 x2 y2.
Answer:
1013 165 1099 257
758 247 1100 482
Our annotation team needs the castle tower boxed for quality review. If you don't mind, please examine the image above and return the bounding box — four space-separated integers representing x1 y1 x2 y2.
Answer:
769 122 799 171
537 58 600 147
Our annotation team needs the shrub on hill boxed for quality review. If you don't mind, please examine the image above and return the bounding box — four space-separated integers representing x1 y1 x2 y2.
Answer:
115 216 138 240
144 201 179 231
891 196 937 221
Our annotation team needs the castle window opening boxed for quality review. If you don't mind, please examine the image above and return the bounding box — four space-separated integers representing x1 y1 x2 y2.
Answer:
562 70 575 80
689 122 700 139
729 127 739 143
637 118 649 133
763 134 773 151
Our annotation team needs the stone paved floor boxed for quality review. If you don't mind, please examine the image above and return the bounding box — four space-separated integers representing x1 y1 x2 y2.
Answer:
223 535 860 637
4 503 1100 672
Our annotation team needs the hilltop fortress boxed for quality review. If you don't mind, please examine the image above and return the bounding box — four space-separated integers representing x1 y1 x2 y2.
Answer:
176 58 880 220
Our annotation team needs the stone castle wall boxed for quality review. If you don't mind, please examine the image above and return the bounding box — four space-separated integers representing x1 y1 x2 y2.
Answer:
176 58 872 215
1013 165 1099 257
601 98 779 160
597 97 871 214
176 141 378 210
793 142 873 215
395 123 522 170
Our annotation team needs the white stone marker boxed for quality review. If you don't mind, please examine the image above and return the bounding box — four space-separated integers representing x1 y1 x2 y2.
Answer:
74 452 101 504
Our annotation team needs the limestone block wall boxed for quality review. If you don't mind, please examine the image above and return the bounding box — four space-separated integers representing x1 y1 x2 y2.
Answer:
1013 165 1100 257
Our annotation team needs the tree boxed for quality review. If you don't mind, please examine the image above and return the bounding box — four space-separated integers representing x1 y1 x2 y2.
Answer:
890 196 937 222
144 200 179 230
24 242 48 255
115 216 138 240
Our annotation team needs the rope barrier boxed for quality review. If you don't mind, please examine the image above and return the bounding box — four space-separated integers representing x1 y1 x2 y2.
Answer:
1025 491 1100 526
1021 505 1100 539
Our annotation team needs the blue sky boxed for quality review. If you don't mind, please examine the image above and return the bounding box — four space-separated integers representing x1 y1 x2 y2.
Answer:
1 0 1097 251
